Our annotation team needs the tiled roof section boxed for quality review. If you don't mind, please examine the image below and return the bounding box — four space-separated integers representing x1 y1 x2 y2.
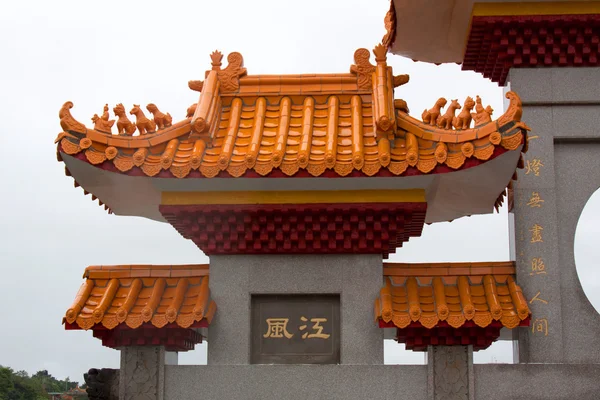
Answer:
56 46 529 185
463 14 600 85
375 262 530 330
64 265 216 331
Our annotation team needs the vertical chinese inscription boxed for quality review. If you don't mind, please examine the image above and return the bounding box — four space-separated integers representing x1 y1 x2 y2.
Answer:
525 158 544 176
530 257 546 275
251 295 340 364
520 189 551 339
529 224 544 243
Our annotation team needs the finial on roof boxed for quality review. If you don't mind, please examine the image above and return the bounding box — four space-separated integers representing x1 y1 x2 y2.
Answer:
373 43 387 63
211 50 223 70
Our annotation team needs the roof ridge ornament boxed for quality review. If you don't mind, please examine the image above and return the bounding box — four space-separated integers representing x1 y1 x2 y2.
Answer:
350 48 376 90
216 51 247 92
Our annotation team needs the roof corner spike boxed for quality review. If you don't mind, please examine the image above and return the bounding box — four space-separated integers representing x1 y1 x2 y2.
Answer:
59 101 86 133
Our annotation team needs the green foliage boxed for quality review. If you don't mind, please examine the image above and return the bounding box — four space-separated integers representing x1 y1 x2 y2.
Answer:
0 366 82 400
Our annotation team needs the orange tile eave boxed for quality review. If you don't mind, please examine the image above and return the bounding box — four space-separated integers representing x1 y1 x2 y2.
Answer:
55 46 529 219
56 90 528 180
64 264 216 331
375 261 531 330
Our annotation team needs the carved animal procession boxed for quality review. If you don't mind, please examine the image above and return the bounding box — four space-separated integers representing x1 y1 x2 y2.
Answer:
422 96 492 130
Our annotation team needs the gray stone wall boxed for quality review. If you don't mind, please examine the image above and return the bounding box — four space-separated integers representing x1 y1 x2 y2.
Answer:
474 363 600 400
164 365 428 400
207 254 383 365
508 67 600 363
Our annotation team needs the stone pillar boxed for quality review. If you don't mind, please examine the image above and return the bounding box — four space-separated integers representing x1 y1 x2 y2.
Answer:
427 346 474 400
508 67 600 364
207 254 383 365
119 346 166 400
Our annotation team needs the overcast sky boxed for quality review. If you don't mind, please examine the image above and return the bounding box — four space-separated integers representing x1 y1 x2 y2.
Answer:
1 0 600 382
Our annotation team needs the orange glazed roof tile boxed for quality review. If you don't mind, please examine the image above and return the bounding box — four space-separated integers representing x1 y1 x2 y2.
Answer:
375 262 530 330
64 265 216 331
56 45 529 184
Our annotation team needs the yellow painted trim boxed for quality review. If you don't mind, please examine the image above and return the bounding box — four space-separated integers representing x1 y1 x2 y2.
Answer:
161 190 426 206
472 1 600 17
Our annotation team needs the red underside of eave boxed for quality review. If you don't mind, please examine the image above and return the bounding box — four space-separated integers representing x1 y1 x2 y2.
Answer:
63 144 511 179
160 202 427 258
64 322 206 352
379 318 530 351
463 14 600 85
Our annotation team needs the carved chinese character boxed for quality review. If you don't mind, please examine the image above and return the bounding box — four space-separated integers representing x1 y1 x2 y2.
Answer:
263 318 294 339
531 318 549 336
530 224 544 243
529 291 548 305
525 158 544 176
530 257 547 276
526 192 545 208
299 316 330 339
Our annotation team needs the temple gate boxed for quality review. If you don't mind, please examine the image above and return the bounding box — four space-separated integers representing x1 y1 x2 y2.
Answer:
56 1 600 399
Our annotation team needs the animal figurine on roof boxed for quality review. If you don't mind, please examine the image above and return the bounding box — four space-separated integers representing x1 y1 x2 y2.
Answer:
453 96 475 130
113 104 136 136
91 104 115 134
130 104 157 135
422 98 447 126
186 103 197 118
472 102 494 126
146 103 172 130
437 99 461 130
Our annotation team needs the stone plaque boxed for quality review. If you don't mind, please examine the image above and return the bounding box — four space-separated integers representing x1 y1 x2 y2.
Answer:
251 295 340 364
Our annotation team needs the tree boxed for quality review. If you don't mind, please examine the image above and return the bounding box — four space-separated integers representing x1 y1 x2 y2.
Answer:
0 367 15 399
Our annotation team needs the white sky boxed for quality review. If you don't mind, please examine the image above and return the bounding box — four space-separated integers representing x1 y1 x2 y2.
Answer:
1 0 600 382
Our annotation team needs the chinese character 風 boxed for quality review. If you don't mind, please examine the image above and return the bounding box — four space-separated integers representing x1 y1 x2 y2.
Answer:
263 318 294 339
